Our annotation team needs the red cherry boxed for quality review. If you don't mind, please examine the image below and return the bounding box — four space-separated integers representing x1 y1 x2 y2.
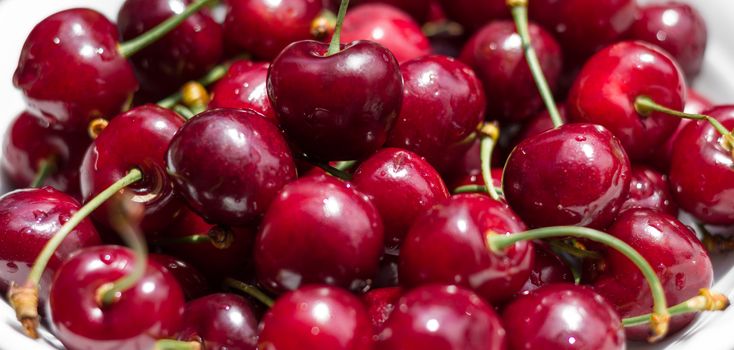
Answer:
362 287 402 334
620 166 678 216
149 253 210 300
518 243 574 294
208 60 277 122
337 0 431 22
178 293 258 349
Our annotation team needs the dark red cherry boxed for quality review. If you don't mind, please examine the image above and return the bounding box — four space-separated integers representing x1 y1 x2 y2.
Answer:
377 285 507 350
567 41 686 161
224 0 324 60
504 123 632 228
209 60 276 122
0 187 99 295
460 21 562 122
117 0 223 96
149 253 210 300
338 0 431 22
387 55 484 172
670 106 734 225
437 0 507 33
178 293 258 350
258 285 373 350
352 148 449 251
50 245 185 350
1 111 89 197
512 105 568 147
620 166 677 216
80 104 185 234
593 209 713 339
627 2 707 80
503 284 625 350
400 194 533 304
518 243 574 294
268 40 402 160
166 108 296 226
255 175 383 293
341 4 430 63
14 9 138 131
362 287 402 333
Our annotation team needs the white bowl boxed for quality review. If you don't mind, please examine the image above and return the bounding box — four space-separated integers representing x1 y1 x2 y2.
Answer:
0 0 733 349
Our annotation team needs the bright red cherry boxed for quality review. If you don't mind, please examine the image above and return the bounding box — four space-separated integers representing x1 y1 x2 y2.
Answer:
376 285 507 350
503 123 632 228
13 9 138 131
50 245 185 350
352 148 449 251
593 209 713 340
621 166 678 216
436 0 507 33
268 40 403 160
503 284 625 350
399 194 533 304
518 243 573 294
258 285 373 350
149 253 210 300
166 108 296 226
208 60 276 122
460 21 562 122
387 55 485 172
338 0 431 22
255 175 383 293
362 287 402 334
178 293 258 350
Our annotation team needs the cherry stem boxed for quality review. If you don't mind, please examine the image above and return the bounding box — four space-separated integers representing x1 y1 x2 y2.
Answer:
297 153 352 180
224 278 274 307
453 184 502 195
507 0 563 128
154 339 202 350
334 160 357 172
154 234 211 245
487 225 670 342
118 0 214 58
479 123 501 201
547 238 601 259
30 155 57 188
174 105 196 120
327 0 350 55
158 60 232 109
622 289 729 327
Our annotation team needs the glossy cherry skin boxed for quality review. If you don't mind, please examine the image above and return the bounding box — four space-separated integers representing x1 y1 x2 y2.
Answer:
670 106 734 225
387 55 485 172
352 148 449 251
209 60 276 122
567 41 685 161
224 0 323 60
255 175 383 293
258 285 373 350
0 187 99 295
13 9 138 131
268 40 402 160
376 285 507 350
504 123 632 229
50 245 185 350
341 4 430 63
117 0 223 96
338 0 431 22
620 166 677 216
518 243 573 294
178 293 258 350
81 105 185 234
400 194 533 304
437 0 507 33
503 284 625 350
362 287 402 334
149 253 210 300
593 209 713 340
1 111 89 197
460 21 562 122
627 2 707 80
166 108 296 226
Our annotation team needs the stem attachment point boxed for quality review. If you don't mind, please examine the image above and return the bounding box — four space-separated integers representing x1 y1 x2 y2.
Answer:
7 282 39 339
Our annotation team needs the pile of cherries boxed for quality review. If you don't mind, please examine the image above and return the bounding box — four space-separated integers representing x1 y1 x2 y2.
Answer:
1 0 733 349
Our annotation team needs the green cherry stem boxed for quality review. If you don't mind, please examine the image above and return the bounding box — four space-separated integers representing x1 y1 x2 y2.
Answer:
507 0 563 128
152 226 234 249
334 160 358 172
327 0 351 55
154 339 202 350
454 184 497 195
623 289 729 327
173 105 196 120
297 153 352 180
30 155 57 188
479 123 501 201
224 278 275 307
118 0 214 57
486 225 670 342
157 60 232 109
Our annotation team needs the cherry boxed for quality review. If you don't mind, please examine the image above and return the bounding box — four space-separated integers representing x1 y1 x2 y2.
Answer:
1 111 89 196
437 0 508 33
669 106 734 225
49 245 185 350
254 175 383 293
208 60 277 122
627 2 707 80
166 108 296 226
80 104 185 233
593 209 713 340
224 0 324 60
177 293 258 350
399 194 534 304
362 287 402 334
149 253 210 300
443 138 504 191
620 166 678 216
386 55 485 172
258 285 373 350
503 283 625 350
117 0 224 96
267 40 403 160
503 123 632 229
460 20 562 122
376 285 507 350
352 148 449 251
340 4 430 63
518 243 574 293
338 0 431 22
